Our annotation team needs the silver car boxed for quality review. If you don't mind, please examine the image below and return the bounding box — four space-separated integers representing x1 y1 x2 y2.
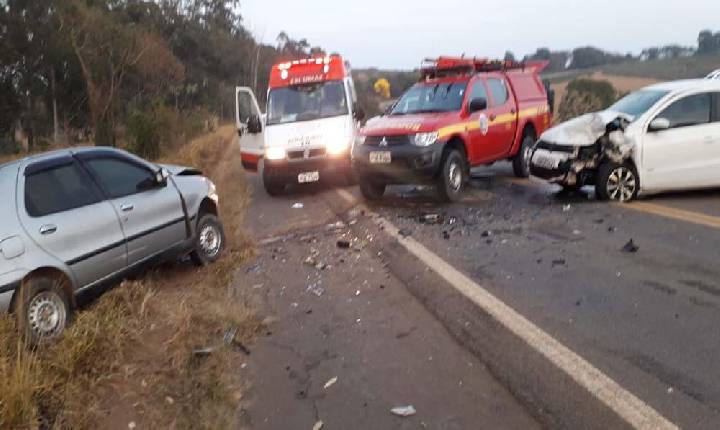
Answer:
0 147 225 343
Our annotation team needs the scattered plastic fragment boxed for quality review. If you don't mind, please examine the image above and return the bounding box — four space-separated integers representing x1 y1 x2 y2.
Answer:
128 422 137 430
323 376 338 390
399 229 412 237
292 203 304 209
563 204 572 212
337 240 351 249
313 421 324 430
391 405 417 417
621 239 639 253
419 213 443 224
306 283 325 297
552 259 566 267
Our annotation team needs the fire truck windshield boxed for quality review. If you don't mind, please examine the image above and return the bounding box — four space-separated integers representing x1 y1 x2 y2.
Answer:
267 80 349 125
390 81 467 115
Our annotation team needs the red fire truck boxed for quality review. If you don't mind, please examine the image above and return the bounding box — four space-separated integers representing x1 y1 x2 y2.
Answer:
352 57 552 201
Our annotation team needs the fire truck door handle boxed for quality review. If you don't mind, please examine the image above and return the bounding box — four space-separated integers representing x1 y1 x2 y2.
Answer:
489 114 497 121
511 108 517 114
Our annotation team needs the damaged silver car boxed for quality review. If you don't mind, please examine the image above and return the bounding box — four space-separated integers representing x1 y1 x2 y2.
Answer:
530 80 720 202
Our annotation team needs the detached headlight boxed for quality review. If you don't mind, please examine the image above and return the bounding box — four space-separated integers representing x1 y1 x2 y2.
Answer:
265 146 286 160
413 132 439 147
354 135 366 146
327 139 350 156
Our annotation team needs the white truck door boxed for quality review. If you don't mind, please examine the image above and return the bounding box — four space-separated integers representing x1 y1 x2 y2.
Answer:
236 87 265 171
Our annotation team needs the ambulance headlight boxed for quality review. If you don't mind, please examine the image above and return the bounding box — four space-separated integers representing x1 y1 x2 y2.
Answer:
265 147 286 160
327 139 350 156
413 132 439 147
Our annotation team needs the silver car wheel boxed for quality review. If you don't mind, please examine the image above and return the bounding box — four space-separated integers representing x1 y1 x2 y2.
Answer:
448 160 462 192
199 223 222 258
27 291 66 339
606 166 637 202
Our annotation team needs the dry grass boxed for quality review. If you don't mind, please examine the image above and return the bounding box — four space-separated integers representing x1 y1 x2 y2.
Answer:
0 125 260 429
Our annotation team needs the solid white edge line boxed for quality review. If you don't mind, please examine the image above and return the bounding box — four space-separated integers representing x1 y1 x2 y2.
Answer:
335 188 678 430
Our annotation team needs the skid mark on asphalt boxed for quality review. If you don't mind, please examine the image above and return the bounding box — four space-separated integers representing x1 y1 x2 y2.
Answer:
335 188 679 430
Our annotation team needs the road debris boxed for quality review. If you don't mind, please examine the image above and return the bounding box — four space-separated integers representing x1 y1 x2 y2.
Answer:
323 376 338 390
563 204 572 212
552 259 567 268
128 422 137 430
337 239 351 249
419 213 444 224
313 421 324 430
621 239 639 253
481 230 492 237
442 231 451 240
292 202 304 209
391 405 417 417
399 229 413 237
306 282 325 297
327 221 346 230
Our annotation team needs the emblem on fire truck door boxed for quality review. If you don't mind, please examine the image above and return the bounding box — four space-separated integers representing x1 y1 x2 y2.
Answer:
479 113 489 136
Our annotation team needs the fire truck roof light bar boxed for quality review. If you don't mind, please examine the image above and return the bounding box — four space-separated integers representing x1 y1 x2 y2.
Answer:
420 56 530 80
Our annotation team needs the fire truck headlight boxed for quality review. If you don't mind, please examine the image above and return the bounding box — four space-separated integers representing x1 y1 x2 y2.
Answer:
327 139 350 156
265 146 286 160
413 132 439 147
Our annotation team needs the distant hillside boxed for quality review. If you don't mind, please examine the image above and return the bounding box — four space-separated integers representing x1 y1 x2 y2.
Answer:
600 54 720 80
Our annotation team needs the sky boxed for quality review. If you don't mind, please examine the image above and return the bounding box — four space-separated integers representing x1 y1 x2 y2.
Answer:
239 0 720 70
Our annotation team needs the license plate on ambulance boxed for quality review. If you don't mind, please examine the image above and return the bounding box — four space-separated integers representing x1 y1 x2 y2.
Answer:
370 151 391 164
298 171 320 183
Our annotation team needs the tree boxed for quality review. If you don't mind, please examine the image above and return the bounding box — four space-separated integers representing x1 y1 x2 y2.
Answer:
504 51 516 62
697 30 716 55
59 0 182 146
373 78 391 99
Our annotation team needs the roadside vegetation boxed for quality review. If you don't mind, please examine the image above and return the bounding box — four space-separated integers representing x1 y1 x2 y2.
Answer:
0 125 261 429
556 78 617 122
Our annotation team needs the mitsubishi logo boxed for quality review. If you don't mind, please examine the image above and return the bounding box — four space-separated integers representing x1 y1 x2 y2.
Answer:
379 137 388 147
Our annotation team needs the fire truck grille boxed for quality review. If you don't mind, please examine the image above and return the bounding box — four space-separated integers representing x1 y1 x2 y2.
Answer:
364 135 411 147
287 148 327 160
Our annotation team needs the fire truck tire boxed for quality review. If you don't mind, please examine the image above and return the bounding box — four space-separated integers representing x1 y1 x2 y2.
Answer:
437 149 466 202
512 134 535 178
359 178 386 200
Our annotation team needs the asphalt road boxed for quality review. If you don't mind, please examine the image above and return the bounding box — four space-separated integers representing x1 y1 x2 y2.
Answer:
237 161 720 429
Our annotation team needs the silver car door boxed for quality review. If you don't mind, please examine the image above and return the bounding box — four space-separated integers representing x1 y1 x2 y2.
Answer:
18 156 127 288
236 86 265 169
80 154 186 266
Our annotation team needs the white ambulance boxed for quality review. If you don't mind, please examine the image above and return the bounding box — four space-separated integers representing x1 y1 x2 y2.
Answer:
235 55 364 195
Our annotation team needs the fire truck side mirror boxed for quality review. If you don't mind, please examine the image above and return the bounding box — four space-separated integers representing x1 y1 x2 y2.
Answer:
247 114 263 134
468 97 488 113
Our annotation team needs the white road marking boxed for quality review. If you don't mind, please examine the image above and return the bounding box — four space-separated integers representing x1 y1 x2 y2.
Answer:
335 188 678 430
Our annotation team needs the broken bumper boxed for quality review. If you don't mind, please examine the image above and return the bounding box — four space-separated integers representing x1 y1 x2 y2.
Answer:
352 142 443 184
530 147 597 186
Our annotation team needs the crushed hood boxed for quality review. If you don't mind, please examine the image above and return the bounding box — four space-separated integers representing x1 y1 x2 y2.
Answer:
540 110 631 147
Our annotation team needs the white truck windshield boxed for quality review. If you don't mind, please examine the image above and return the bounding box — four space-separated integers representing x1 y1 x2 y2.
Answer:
267 80 348 125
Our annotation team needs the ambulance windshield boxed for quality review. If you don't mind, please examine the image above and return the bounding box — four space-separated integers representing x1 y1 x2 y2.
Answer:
267 80 349 125
390 81 467 115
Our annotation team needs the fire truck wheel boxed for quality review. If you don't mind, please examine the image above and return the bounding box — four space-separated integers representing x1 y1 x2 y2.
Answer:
359 178 386 200
512 134 535 178
437 149 466 202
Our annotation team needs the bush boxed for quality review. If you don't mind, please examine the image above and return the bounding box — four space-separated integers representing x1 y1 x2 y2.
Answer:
558 79 617 122
126 110 161 159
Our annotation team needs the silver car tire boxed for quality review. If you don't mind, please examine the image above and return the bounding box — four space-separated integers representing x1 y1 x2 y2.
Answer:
190 214 226 266
16 275 72 345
